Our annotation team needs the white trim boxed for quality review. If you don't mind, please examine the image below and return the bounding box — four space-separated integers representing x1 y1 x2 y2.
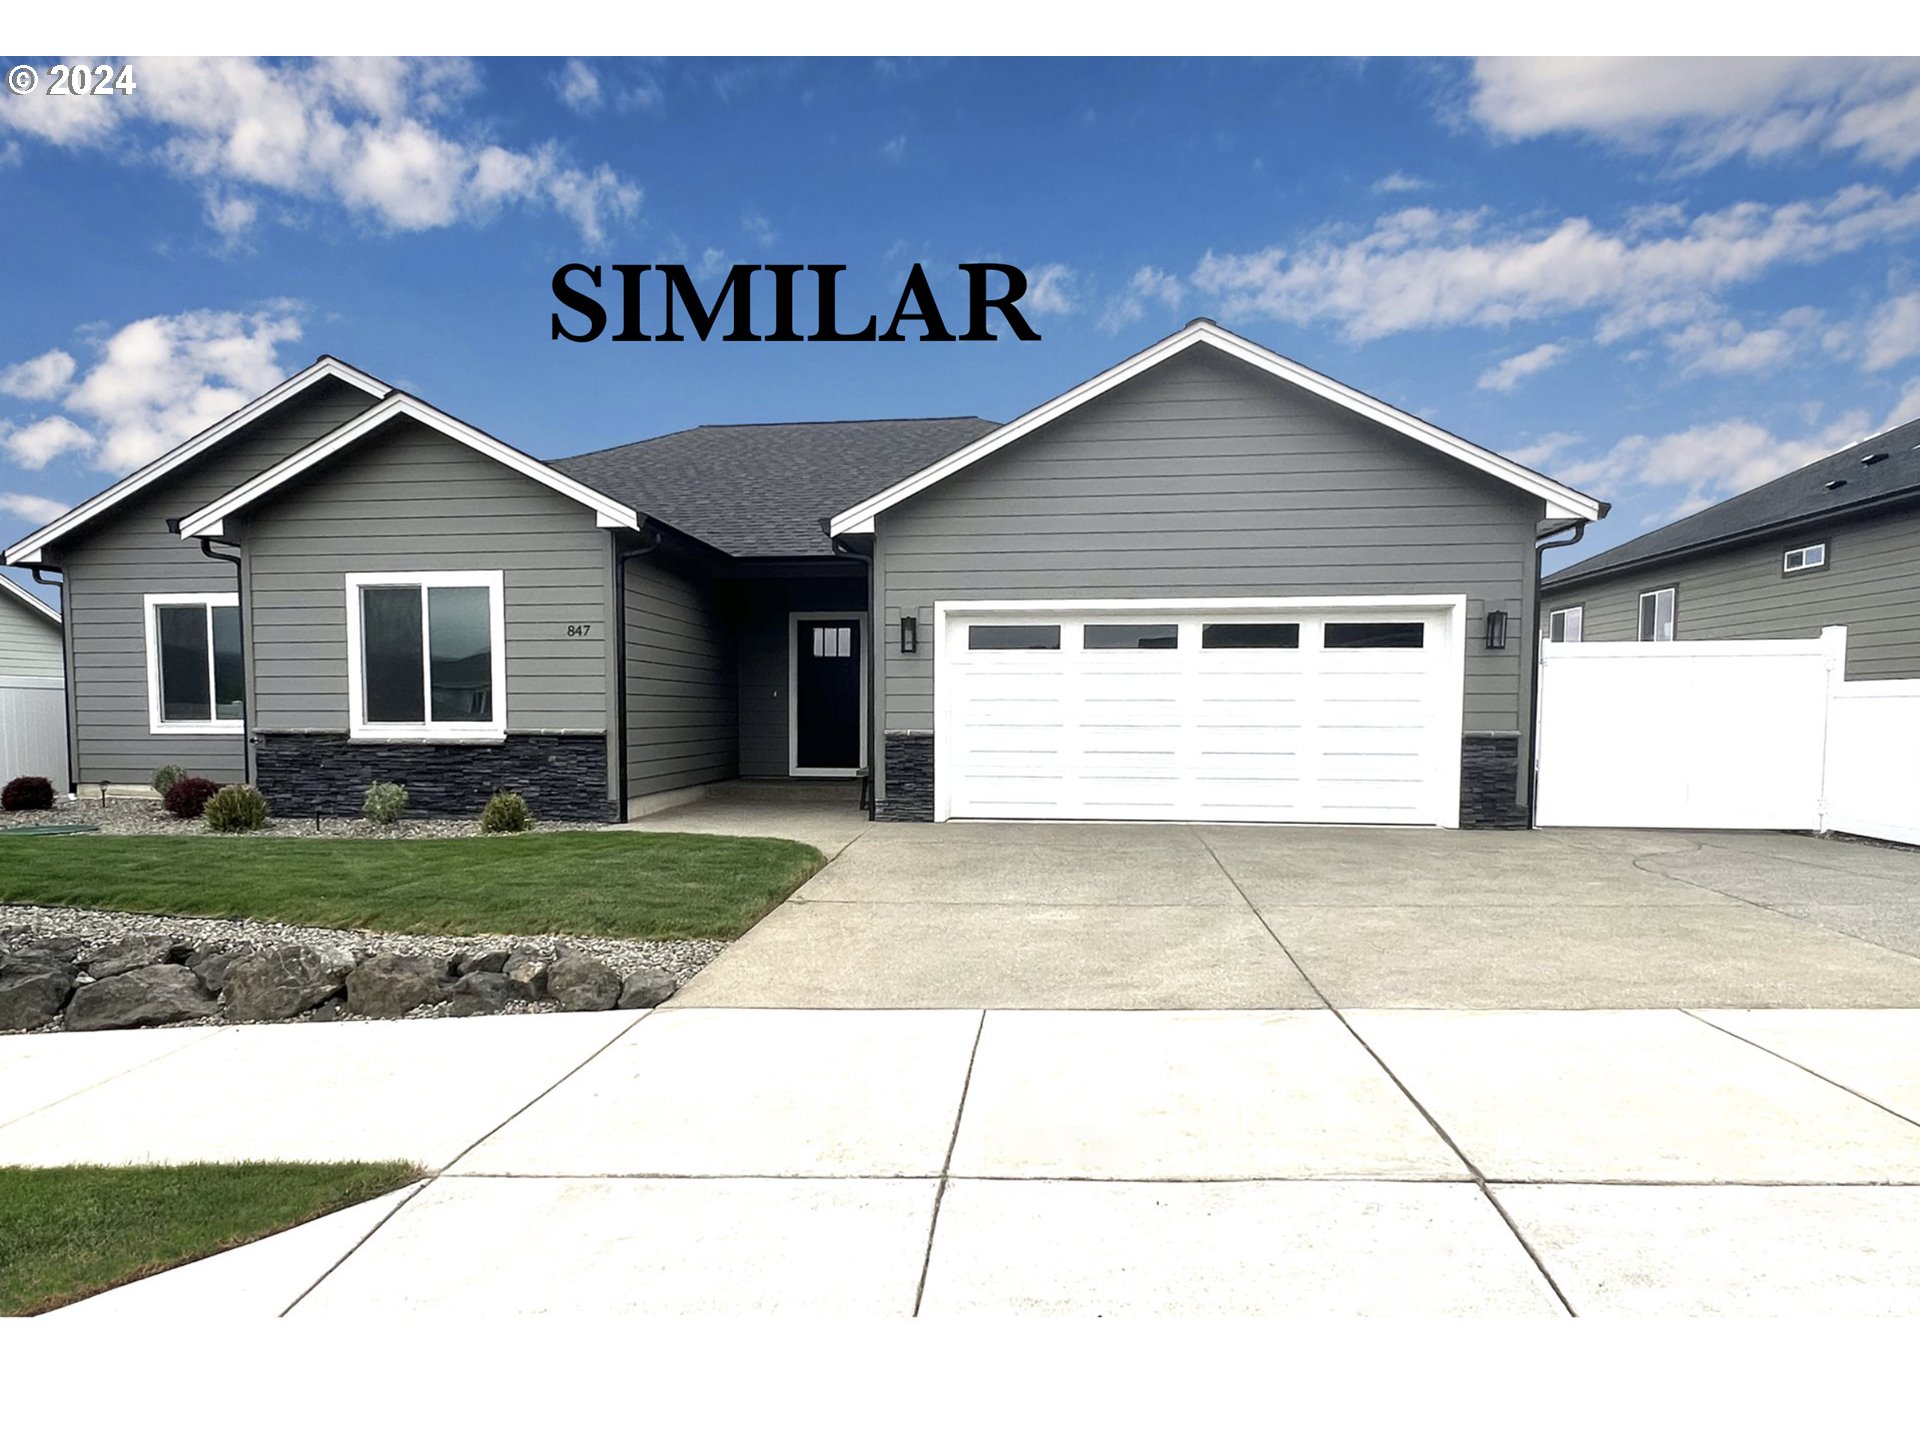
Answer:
3 358 389 567
828 321 1605 535
345 570 508 743
178 393 639 539
0 573 61 627
1637 587 1677 643
787 611 868 778
142 592 243 736
930 594 1467 827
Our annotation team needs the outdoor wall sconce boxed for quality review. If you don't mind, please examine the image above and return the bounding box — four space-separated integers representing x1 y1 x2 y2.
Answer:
1485 610 1509 650
901 615 918 653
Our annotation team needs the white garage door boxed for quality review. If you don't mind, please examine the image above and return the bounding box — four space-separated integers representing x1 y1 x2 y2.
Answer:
939 603 1462 825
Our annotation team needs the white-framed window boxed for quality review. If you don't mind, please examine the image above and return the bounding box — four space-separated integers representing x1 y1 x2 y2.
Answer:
1637 587 1676 643
345 571 506 742
1547 606 1584 643
1783 542 1828 575
144 593 244 735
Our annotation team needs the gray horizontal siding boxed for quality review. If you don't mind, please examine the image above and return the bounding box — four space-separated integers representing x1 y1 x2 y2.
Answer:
874 347 1541 801
0 598 61 678
1544 504 1920 680
244 418 614 738
624 551 736 800
51 376 378 785
734 576 868 777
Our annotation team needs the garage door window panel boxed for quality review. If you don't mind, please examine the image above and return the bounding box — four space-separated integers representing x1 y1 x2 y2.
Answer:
969 624 1060 650
1084 623 1179 650
1202 622 1300 649
1324 621 1425 649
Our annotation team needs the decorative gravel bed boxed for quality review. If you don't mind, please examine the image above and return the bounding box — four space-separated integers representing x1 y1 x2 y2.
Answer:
0 795 605 840
0 903 725 1035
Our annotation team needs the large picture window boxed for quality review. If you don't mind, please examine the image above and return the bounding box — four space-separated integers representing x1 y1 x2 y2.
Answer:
346 571 505 741
144 593 244 734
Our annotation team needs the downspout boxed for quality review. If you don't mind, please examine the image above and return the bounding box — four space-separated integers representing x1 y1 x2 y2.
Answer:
828 530 876 813
1527 519 1589 825
197 537 252 785
28 564 77 797
611 524 664 822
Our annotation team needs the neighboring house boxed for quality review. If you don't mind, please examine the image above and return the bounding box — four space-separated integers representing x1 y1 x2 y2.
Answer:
1541 419 1920 680
3 319 1605 827
0 572 68 785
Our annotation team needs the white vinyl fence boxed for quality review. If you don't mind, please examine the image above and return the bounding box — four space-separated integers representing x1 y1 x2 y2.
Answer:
1536 626 1920 844
0 675 69 789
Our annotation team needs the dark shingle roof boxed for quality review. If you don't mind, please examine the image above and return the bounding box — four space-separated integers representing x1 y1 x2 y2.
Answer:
1546 416 1920 588
547 417 1000 557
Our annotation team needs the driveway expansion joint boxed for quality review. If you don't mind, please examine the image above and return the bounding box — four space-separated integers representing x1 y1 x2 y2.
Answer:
1679 1009 1920 1131
913 1009 987 1317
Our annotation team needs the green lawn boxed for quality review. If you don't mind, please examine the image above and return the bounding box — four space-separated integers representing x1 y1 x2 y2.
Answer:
0 831 823 940
0 1162 423 1315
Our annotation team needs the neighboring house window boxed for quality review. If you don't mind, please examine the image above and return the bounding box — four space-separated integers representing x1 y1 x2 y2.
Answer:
144 593 243 735
346 571 506 741
1783 543 1828 574
1637 587 1676 642
1547 606 1583 643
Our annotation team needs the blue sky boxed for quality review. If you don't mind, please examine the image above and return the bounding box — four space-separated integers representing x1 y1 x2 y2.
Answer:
4 56 1920 602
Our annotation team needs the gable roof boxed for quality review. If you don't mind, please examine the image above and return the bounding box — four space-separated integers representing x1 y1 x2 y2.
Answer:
548 417 1000 557
827 319 1607 536
177 391 641 539
1545 415 1920 589
0 573 60 628
2 356 389 567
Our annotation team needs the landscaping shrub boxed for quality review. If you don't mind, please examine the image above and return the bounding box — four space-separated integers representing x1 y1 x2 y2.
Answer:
363 781 409 825
150 764 188 794
203 784 271 832
1 776 54 812
479 791 532 834
163 777 222 820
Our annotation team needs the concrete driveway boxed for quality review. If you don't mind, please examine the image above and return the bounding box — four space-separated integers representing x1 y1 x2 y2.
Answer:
16 1005 1920 1318
667 808 1920 1009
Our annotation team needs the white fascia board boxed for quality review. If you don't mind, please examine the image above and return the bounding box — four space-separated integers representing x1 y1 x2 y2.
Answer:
1 356 390 567
828 321 1605 535
177 393 640 538
0 572 61 626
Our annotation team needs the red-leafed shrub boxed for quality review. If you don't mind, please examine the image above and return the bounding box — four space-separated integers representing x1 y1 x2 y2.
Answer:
2 776 54 811
164 776 222 819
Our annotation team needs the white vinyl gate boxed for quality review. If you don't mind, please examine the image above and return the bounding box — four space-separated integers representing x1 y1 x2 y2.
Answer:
0 675 69 788
1535 626 1920 844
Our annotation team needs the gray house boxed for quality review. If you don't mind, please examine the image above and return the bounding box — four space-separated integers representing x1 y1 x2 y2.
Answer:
0 572 68 785
1542 417 1920 680
3 320 1604 827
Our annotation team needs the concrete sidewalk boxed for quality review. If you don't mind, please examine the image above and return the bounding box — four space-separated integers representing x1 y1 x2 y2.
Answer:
20 1006 1920 1318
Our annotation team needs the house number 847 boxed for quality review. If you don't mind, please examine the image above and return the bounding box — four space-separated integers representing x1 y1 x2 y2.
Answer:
566 624 593 637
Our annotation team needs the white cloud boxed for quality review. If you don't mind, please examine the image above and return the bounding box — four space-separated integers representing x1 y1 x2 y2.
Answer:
1476 341 1567 392
555 60 602 114
1099 266 1185 333
0 491 69 524
879 135 907 162
741 210 775 248
1372 172 1429 194
1 415 96 469
1661 307 1821 377
1190 183 1920 342
61 305 305 474
1884 376 1920 430
1863 292 1920 372
1467 58 1920 170
694 247 729 281
1023 263 1077 317
1505 431 1582 470
1557 411 1870 520
0 57 640 243
0 350 77 402
0 140 19 168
